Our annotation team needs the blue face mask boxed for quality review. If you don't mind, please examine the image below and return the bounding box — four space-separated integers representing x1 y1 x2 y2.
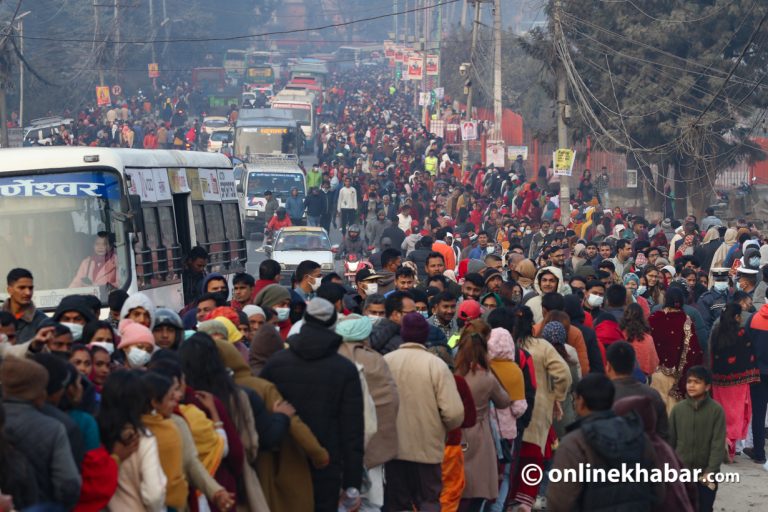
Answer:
420 310 430 319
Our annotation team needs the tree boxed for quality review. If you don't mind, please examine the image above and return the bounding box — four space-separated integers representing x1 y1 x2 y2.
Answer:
522 0 768 216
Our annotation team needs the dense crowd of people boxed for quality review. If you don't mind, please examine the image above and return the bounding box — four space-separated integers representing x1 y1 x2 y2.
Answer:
1 66 768 512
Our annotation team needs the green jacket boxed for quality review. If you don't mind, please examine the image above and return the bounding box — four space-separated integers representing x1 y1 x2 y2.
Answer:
669 395 726 474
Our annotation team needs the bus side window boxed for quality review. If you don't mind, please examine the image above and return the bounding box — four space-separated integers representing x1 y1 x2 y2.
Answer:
192 203 207 261
157 205 179 281
223 202 245 271
203 204 228 273
137 206 159 289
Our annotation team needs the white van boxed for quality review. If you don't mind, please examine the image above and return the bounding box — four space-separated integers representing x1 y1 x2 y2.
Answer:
236 154 306 239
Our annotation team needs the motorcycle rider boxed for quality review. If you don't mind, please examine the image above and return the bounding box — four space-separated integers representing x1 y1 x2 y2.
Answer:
341 224 367 259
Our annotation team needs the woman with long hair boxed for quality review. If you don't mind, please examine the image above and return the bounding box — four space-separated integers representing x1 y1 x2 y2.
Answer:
709 303 760 461
509 307 571 512
99 370 167 511
640 266 665 308
648 287 703 414
620 303 659 377
178 333 269 511
454 319 510 512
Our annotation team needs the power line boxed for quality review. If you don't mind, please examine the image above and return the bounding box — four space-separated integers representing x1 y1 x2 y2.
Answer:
12 0 460 44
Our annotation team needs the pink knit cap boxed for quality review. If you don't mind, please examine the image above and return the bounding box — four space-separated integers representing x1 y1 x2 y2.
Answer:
487 327 516 361
117 319 155 349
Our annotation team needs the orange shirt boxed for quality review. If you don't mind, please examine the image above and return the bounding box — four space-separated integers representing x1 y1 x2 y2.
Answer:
431 241 456 271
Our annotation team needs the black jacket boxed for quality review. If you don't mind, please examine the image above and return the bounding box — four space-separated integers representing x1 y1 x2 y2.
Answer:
369 318 403 355
407 248 432 280
305 193 327 218
564 295 605 374
260 322 364 490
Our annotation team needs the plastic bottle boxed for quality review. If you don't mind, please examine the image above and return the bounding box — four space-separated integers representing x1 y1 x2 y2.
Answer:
338 487 360 512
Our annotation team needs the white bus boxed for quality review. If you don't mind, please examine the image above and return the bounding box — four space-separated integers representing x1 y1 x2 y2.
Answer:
0 148 247 312
271 90 318 153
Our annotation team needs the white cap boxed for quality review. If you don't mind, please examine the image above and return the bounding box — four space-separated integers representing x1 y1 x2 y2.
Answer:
738 266 759 275
661 265 676 277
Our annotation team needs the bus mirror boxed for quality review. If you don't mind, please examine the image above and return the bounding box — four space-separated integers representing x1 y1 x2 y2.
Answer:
237 181 243 194
129 194 145 233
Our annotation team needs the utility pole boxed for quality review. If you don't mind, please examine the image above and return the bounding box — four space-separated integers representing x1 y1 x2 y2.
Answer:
114 0 120 86
461 0 481 172
18 18 24 128
492 0 502 142
554 0 571 223
94 1 104 86
461 0 468 29
149 0 157 89
421 0 429 126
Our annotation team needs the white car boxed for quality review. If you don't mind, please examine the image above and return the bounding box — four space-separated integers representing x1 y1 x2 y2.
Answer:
201 116 230 135
265 226 335 282
207 128 233 153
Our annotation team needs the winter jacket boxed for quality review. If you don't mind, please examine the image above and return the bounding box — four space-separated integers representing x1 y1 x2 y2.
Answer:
612 376 669 442
524 266 568 323
285 195 305 221
547 410 662 512
3 399 82 508
669 396 726 475
384 343 465 463
366 218 391 246
368 318 404 355
338 341 400 468
1 301 47 344
305 192 327 218
261 322 364 490
746 304 768 374
696 288 730 342
564 295 606 374
337 185 358 212
534 320 590 375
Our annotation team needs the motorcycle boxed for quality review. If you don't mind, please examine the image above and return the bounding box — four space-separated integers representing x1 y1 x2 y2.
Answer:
344 251 372 289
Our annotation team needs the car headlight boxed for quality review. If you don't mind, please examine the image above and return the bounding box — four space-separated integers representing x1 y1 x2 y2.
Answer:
321 263 333 270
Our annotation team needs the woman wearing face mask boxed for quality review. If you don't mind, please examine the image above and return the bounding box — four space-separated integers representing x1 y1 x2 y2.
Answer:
254 284 293 340
623 273 650 318
117 319 156 369
83 320 117 356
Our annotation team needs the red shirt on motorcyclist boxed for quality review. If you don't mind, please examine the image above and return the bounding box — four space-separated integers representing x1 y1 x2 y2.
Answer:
267 207 293 232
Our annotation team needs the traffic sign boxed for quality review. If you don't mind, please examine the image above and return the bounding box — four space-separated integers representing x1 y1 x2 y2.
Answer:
461 121 477 141
111 84 122 96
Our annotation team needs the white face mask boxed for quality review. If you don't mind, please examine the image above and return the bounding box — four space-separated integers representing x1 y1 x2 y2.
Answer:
364 282 379 295
587 294 604 308
127 347 151 368
61 322 84 342
636 285 647 296
713 281 729 291
274 307 291 322
90 341 115 355
310 276 322 291
367 315 383 326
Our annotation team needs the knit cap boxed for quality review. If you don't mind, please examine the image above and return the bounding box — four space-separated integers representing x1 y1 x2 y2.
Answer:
119 292 156 329
117 319 156 349
634 252 648 268
542 321 567 346
207 306 240 325
254 284 291 309
0 356 49 402
305 297 337 327
335 314 373 342
242 305 266 318
623 273 640 286
197 319 228 340
400 312 429 344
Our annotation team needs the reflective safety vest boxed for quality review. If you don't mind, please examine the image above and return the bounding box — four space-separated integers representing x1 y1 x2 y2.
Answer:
425 155 438 175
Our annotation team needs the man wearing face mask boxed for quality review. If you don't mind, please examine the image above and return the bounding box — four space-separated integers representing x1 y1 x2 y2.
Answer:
348 269 380 314
583 281 606 318
735 266 759 299
294 260 323 303
696 268 732 336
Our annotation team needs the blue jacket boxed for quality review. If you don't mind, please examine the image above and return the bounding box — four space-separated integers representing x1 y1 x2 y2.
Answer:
286 195 305 220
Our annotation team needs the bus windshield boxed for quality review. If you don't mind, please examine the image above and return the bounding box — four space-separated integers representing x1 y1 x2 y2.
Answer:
0 170 129 306
247 172 304 199
235 126 299 156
